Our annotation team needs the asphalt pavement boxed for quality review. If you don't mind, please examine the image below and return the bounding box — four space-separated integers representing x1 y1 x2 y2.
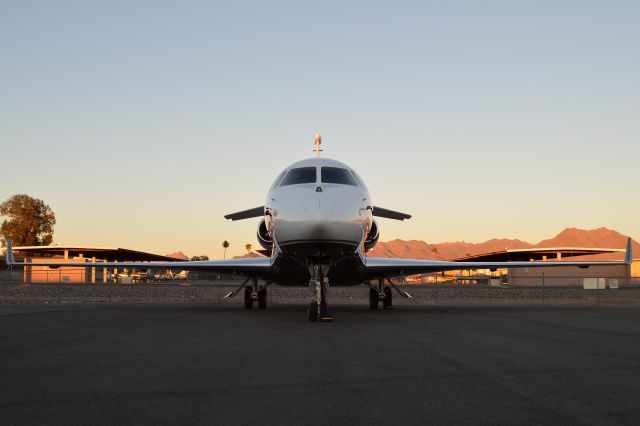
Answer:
2 302 640 425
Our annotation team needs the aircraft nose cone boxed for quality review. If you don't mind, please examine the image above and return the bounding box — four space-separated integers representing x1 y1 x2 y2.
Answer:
273 220 365 246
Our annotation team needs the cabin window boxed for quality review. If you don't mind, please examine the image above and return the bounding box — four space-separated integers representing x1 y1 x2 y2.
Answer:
321 167 358 186
280 167 317 186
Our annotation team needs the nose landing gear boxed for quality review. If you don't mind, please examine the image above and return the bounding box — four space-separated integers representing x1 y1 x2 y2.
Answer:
308 264 332 322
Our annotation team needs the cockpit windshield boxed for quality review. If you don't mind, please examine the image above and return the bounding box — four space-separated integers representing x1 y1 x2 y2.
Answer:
279 167 317 186
320 167 358 186
270 170 287 190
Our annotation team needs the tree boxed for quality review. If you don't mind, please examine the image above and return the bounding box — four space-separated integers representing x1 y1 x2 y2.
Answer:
245 243 252 253
222 240 230 259
0 194 56 247
191 255 210 261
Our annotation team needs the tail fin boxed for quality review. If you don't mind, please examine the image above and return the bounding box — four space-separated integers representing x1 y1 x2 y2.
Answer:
5 239 14 266
625 237 633 264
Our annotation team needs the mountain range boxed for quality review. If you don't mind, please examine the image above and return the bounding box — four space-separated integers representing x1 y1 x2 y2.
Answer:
367 227 639 261
165 251 189 260
183 227 638 261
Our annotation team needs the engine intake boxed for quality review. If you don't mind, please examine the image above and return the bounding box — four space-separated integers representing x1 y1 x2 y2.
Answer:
257 219 273 251
364 220 379 252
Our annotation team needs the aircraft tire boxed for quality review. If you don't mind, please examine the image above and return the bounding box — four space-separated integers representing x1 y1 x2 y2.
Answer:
258 288 267 309
320 302 328 316
369 288 379 310
308 301 319 322
244 287 254 310
383 286 393 309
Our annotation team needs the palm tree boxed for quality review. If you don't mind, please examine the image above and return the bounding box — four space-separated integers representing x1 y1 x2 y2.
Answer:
222 240 230 259
245 243 252 253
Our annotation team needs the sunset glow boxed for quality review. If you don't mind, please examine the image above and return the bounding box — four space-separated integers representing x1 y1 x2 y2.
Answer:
2 1 638 258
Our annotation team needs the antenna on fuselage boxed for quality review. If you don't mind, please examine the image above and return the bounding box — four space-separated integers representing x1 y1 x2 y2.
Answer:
313 134 322 157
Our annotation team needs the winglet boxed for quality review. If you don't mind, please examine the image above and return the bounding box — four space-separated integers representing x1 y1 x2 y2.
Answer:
5 239 15 266
625 237 633 264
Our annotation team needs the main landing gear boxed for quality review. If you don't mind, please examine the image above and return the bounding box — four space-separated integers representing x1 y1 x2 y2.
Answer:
369 278 392 310
242 278 268 310
224 277 271 310
369 278 416 310
308 264 333 322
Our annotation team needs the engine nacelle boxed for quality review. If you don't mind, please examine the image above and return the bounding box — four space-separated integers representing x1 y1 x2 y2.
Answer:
364 219 379 252
256 219 273 251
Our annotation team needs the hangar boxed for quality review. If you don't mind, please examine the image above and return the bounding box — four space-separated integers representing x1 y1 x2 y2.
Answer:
451 247 625 262
3 245 184 284
451 247 637 287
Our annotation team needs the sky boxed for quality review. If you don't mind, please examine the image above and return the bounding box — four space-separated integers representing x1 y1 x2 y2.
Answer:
1 0 639 258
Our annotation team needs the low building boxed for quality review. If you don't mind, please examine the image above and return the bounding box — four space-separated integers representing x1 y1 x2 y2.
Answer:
507 261 636 287
5 245 184 284
451 247 636 287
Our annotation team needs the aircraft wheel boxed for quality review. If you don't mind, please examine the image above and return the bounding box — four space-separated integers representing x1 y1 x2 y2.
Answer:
258 288 267 309
369 288 379 310
383 286 393 309
320 302 329 316
308 301 319 322
244 287 254 310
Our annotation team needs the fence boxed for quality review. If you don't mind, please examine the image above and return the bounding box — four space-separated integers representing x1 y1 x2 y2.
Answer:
1 269 640 306
4 268 639 287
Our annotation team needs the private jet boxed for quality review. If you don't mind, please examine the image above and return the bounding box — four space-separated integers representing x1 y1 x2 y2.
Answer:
4 135 633 321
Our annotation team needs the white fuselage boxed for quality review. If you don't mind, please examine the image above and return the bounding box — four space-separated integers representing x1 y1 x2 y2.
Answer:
263 158 373 284
266 158 372 249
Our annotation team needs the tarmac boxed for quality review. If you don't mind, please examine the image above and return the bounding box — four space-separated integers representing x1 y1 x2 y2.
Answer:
2 302 640 425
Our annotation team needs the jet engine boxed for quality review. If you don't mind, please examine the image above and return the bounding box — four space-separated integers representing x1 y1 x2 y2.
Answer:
257 219 273 251
364 219 379 252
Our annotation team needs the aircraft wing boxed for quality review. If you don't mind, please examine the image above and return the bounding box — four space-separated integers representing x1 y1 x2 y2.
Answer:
364 238 633 280
4 240 272 278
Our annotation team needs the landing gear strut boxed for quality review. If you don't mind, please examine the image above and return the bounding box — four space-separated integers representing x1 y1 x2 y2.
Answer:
308 264 332 322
